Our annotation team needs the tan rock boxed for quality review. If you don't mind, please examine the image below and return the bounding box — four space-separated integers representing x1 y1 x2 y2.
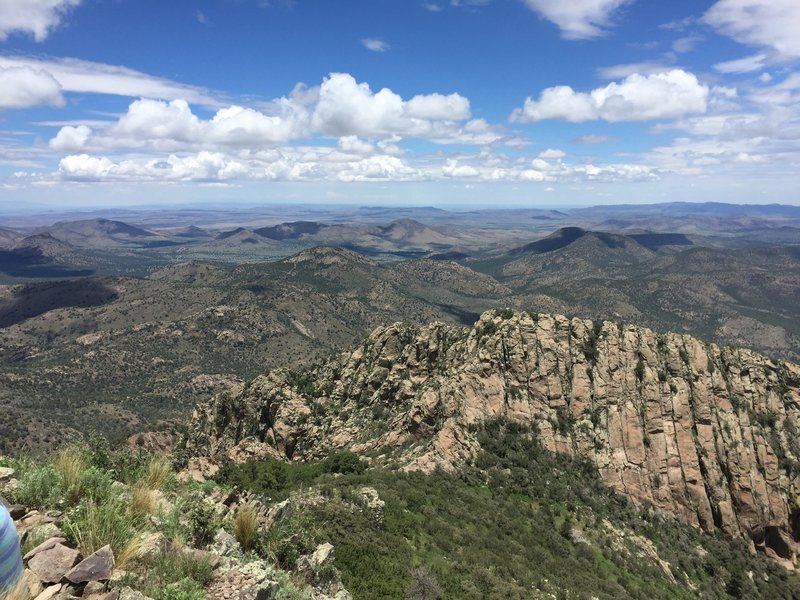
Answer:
186 309 800 563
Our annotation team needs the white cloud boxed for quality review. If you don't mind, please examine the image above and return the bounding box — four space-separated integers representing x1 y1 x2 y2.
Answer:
310 72 472 138
538 148 566 159
704 0 800 61
0 66 63 109
49 124 90 151
361 38 390 52
406 92 471 120
337 136 375 154
511 70 709 123
521 0 631 40
442 159 479 177
713 53 768 74
597 61 677 79
0 0 81 41
672 35 702 54
0 55 222 107
58 151 251 182
48 73 507 153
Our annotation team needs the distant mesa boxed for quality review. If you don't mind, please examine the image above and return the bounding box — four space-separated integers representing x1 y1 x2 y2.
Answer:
254 221 326 240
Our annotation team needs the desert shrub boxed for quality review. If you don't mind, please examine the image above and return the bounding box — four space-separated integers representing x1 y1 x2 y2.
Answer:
323 451 366 475
79 466 114 503
406 566 442 600
136 549 214 599
12 464 63 507
185 494 219 548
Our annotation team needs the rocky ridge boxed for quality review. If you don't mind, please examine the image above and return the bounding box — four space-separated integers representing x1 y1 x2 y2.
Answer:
187 310 800 566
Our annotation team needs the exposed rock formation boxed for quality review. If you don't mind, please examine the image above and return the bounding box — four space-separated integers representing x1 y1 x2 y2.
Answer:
187 310 800 563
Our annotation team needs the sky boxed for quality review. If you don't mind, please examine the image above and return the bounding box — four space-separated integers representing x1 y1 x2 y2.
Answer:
0 0 798 209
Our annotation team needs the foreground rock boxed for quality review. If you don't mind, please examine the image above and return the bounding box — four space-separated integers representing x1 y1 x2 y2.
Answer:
188 310 800 565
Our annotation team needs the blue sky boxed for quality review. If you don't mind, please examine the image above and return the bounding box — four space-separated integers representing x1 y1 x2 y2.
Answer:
0 0 798 209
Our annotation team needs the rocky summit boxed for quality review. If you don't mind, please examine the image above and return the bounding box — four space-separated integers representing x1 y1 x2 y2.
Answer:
188 309 800 566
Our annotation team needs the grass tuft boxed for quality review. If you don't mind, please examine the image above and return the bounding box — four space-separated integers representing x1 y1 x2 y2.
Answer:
53 446 87 502
233 503 260 553
130 483 159 518
63 497 146 556
140 457 172 491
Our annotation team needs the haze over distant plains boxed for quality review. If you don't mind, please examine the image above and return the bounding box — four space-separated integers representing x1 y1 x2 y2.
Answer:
0 0 798 208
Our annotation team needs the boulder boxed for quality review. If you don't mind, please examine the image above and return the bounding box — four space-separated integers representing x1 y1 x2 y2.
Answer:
24 537 68 561
28 543 79 584
132 532 172 562
64 545 115 583
117 588 154 600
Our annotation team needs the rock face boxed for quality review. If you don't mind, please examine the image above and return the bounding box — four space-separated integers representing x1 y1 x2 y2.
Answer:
187 310 800 560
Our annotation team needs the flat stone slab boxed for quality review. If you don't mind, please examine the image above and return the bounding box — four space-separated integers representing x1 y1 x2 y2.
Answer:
28 543 79 584
24 537 68 561
65 545 115 583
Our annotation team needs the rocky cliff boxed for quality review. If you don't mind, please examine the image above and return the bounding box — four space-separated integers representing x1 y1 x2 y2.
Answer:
187 310 800 564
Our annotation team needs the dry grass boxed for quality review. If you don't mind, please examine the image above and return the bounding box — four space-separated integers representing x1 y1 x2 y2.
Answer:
63 497 145 557
130 483 158 518
3 578 32 600
115 534 146 571
53 446 86 502
233 504 260 553
139 457 171 491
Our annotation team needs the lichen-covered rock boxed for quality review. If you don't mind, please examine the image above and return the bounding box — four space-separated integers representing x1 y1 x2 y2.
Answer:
187 310 800 563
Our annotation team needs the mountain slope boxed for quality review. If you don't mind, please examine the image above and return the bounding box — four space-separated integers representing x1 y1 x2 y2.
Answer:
188 309 800 566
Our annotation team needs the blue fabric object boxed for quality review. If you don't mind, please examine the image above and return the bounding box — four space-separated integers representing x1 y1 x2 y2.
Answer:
0 504 22 594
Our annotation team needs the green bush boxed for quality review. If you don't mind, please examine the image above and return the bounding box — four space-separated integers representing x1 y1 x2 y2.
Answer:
323 451 366 475
12 464 64 507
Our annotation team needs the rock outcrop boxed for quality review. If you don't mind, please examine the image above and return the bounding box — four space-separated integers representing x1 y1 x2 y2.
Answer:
187 310 800 563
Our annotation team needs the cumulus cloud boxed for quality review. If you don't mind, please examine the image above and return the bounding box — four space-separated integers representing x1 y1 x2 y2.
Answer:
510 70 709 123
49 124 90 151
58 151 251 182
361 38 390 52
0 55 222 107
0 0 81 41
55 149 422 184
310 73 472 137
522 0 631 39
704 0 800 61
50 73 500 153
0 66 64 109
